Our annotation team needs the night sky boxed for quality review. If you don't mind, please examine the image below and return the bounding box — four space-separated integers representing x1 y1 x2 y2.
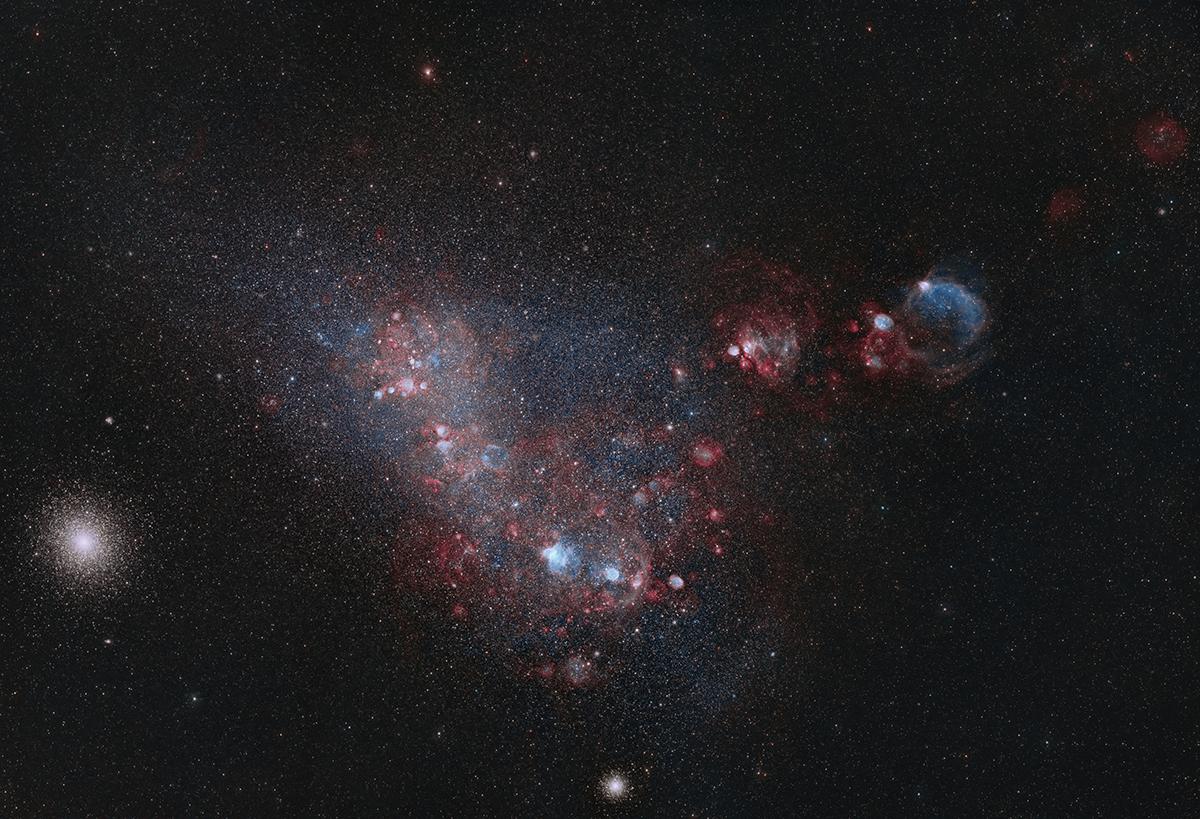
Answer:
3 2 1197 816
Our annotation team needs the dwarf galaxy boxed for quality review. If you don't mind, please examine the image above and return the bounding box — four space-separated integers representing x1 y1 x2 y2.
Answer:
4 3 1195 816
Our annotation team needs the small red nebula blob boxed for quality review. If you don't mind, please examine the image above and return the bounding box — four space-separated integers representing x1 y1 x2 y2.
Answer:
690 439 724 468
257 394 282 416
707 507 725 523
1135 113 1189 165
856 320 916 379
1046 187 1085 224
710 256 821 385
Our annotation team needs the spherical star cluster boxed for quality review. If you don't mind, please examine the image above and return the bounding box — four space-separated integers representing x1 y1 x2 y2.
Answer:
599 772 630 802
35 486 137 591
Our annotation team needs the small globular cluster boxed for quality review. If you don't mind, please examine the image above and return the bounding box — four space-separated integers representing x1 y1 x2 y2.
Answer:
599 771 631 803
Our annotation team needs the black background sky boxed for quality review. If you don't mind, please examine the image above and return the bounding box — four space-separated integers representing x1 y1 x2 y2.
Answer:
2 2 1197 816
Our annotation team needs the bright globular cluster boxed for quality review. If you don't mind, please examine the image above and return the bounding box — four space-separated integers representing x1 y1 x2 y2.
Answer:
35 488 135 589
600 772 630 802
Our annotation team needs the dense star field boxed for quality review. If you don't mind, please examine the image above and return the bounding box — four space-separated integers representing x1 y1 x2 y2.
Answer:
2 3 1196 816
